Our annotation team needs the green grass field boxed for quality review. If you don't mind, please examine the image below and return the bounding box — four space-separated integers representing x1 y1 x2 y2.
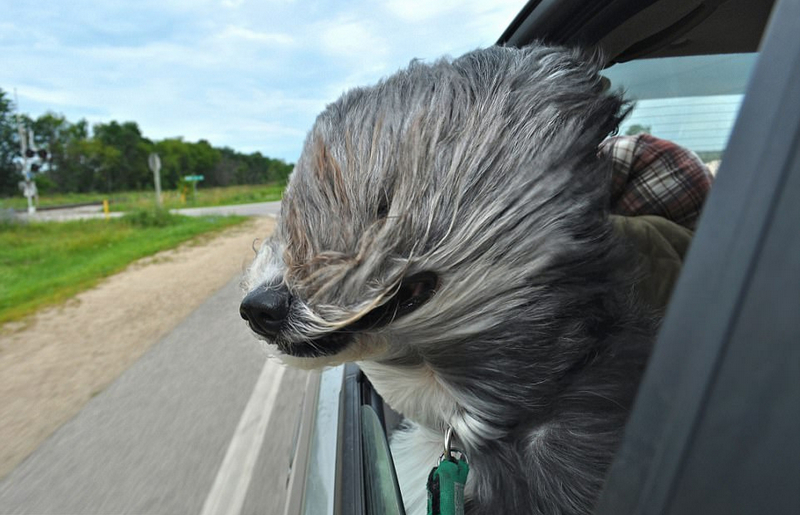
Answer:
0 183 285 212
0 211 247 325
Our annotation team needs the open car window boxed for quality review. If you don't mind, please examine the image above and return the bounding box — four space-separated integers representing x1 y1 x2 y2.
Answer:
602 53 758 169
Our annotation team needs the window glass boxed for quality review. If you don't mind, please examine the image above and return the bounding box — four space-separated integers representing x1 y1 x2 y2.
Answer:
602 53 758 173
361 406 404 515
301 366 344 515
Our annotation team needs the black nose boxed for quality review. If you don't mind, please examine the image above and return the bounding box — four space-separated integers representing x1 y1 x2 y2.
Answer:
240 282 292 339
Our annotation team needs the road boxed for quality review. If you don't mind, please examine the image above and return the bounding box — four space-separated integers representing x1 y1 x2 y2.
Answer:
0 206 311 515
12 201 282 222
171 202 281 218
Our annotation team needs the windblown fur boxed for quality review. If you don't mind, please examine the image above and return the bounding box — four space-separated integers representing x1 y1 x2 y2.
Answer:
243 45 656 514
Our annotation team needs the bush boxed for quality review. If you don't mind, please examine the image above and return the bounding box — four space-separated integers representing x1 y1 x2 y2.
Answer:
34 174 57 194
122 208 179 227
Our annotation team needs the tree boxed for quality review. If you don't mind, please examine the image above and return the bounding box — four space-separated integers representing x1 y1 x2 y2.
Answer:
52 119 94 192
0 89 21 196
625 124 652 136
191 139 221 185
93 121 150 191
1 90 294 197
30 112 73 191
153 138 192 189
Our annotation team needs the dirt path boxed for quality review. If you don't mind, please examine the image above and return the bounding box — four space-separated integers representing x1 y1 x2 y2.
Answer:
0 216 275 479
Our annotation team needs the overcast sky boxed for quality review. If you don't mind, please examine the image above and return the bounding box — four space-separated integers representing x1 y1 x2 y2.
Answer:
1 0 525 163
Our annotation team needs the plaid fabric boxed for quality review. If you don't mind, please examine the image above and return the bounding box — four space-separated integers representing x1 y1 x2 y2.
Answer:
600 134 713 230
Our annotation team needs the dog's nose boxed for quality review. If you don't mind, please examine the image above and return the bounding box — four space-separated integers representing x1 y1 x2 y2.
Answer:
240 282 292 339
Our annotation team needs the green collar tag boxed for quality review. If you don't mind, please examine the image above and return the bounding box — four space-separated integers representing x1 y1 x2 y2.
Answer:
426 456 469 515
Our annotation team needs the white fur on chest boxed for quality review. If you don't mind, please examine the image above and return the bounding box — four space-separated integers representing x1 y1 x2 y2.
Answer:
389 422 447 515
358 360 457 430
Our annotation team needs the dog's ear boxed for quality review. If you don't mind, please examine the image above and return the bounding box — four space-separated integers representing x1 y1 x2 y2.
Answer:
486 45 630 157
555 47 630 151
549 49 631 182
580 89 630 149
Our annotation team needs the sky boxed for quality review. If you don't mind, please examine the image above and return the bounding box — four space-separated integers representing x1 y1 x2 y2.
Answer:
0 0 526 163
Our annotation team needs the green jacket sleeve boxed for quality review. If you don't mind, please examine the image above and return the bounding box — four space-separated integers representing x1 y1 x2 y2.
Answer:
611 214 694 313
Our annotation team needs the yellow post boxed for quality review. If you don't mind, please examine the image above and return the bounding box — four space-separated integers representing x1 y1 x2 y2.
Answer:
103 199 110 220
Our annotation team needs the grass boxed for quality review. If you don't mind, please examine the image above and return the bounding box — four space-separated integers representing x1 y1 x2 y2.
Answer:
111 183 285 212
0 183 285 212
0 191 109 211
0 210 248 325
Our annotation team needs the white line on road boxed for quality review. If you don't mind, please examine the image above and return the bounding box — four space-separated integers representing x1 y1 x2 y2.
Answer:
201 358 286 515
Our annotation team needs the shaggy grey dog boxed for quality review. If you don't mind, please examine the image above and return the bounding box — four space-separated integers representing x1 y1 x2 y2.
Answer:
241 45 655 514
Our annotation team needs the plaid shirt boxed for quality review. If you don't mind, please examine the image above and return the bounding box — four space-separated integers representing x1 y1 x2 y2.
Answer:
600 134 714 230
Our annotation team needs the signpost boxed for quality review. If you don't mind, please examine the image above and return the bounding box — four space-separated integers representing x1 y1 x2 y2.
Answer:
183 175 204 200
148 153 162 208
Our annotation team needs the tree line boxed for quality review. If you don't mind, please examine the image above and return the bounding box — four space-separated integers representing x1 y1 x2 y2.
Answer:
0 88 294 197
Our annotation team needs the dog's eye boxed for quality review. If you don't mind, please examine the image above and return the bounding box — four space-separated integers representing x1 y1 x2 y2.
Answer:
394 272 438 315
348 271 439 331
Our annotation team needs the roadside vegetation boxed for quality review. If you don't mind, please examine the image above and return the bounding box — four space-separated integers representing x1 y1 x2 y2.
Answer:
0 211 247 325
0 183 284 212
0 87 286 325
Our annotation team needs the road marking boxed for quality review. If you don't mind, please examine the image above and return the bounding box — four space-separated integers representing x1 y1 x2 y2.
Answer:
201 358 286 515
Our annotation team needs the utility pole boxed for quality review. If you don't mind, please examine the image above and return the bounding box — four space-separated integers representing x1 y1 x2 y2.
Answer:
148 153 162 208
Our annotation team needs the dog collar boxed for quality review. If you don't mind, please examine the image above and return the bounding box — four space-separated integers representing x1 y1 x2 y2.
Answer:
426 426 469 515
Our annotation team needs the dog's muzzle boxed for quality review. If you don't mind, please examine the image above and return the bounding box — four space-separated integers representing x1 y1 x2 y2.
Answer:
240 272 439 358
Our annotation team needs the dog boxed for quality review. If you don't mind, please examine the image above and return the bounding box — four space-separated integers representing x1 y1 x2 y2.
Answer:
241 45 658 514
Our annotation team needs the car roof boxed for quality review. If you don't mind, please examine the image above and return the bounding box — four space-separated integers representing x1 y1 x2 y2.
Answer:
498 0 775 64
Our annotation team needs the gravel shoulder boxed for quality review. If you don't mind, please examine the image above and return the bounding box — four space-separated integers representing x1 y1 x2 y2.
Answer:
0 216 275 479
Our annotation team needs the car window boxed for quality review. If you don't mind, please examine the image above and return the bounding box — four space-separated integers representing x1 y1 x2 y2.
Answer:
302 366 344 515
361 405 404 515
602 53 758 173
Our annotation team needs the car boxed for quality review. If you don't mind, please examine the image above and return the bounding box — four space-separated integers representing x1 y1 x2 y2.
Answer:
279 0 799 513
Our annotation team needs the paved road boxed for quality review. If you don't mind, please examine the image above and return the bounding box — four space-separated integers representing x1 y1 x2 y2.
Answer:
172 202 281 218
12 201 282 222
11 204 124 222
0 274 310 515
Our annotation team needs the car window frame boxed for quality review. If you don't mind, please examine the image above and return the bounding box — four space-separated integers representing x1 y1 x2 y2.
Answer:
335 363 405 515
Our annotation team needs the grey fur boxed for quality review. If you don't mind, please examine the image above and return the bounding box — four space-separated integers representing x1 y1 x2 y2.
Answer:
244 44 656 514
